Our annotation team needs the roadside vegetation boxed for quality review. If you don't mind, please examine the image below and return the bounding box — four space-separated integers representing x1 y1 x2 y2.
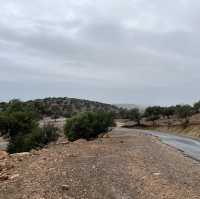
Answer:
118 100 200 129
2 97 200 153
0 100 58 153
0 97 119 119
64 112 115 141
0 99 116 153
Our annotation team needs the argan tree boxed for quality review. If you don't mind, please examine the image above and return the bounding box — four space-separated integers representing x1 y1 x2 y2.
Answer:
128 108 142 126
144 106 162 126
175 105 194 127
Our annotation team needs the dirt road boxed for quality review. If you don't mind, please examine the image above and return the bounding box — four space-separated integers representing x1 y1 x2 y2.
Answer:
0 128 200 199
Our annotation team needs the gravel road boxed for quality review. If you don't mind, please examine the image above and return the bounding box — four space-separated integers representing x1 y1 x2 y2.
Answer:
0 128 200 199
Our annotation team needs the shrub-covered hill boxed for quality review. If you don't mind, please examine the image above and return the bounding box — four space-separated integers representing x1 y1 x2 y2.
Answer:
0 97 120 119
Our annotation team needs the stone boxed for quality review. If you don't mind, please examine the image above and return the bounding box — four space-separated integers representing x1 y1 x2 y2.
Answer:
60 141 70 145
61 184 70 191
11 152 30 158
0 162 6 171
153 172 161 176
0 150 8 160
15 152 30 156
31 149 40 155
103 134 110 138
67 154 78 158
74 139 87 144
10 174 19 180
0 175 9 181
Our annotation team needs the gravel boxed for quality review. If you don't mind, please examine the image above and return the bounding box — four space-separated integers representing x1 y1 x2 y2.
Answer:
0 128 200 199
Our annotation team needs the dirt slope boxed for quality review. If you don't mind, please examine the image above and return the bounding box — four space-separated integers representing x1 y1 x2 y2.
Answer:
0 128 200 199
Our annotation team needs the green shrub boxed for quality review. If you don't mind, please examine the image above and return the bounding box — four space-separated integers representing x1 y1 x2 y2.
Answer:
0 111 38 139
8 124 59 153
128 108 141 125
0 102 59 153
64 112 114 141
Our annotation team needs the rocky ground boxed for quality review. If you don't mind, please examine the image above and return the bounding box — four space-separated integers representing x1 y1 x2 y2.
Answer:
0 128 200 199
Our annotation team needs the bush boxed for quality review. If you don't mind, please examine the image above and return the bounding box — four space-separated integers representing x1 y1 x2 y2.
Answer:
8 124 59 153
175 105 194 127
144 106 162 126
128 108 141 125
0 111 39 141
193 101 200 113
64 112 114 141
0 101 59 153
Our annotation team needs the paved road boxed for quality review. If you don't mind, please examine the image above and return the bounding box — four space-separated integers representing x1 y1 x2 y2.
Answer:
110 127 200 161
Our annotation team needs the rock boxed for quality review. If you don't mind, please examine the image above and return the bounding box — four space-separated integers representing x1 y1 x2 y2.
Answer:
103 134 110 138
10 174 19 180
61 184 70 191
67 154 78 158
74 139 87 144
92 165 96 169
0 175 9 181
0 150 8 160
10 152 31 162
0 162 6 171
41 148 48 153
16 152 30 156
60 141 70 145
153 172 161 176
31 149 40 155
11 152 30 158
98 133 105 138
4 163 14 170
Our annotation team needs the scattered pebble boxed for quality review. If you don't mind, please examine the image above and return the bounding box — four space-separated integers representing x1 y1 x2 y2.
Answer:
61 184 70 191
153 172 161 176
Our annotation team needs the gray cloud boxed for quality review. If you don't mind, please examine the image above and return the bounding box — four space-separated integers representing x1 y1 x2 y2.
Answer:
0 0 200 105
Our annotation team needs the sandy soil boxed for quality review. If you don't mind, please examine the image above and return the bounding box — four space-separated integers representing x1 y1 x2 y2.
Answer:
0 128 200 199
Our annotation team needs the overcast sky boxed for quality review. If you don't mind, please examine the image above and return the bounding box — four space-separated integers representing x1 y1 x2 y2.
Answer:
0 0 200 105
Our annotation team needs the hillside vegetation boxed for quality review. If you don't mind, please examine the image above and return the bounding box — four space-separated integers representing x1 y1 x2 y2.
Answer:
0 97 119 119
64 112 114 141
0 98 117 153
121 100 200 138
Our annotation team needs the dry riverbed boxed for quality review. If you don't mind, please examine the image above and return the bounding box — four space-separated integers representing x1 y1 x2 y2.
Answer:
0 128 200 199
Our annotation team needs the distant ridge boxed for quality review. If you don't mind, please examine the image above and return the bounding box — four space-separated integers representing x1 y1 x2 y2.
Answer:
115 104 146 110
0 97 120 118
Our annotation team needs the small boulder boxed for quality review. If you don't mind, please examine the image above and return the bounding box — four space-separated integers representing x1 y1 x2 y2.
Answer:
61 184 70 191
31 149 40 155
11 152 30 158
10 174 19 180
0 150 8 160
74 139 87 144
0 175 9 181
103 134 110 138
153 172 161 176
60 141 69 145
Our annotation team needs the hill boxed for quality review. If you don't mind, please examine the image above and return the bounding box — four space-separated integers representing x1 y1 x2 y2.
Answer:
0 97 119 118
115 104 146 111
